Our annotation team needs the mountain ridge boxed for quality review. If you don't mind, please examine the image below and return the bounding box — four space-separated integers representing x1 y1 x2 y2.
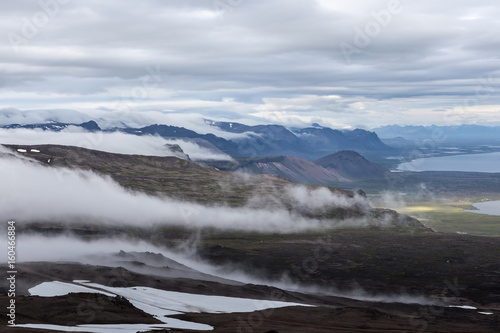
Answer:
2 143 425 229
236 155 349 185
374 124 500 144
1 120 395 161
315 150 389 181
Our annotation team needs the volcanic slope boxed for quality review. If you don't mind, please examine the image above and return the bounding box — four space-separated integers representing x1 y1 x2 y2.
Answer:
315 150 389 181
2 144 425 229
236 155 349 185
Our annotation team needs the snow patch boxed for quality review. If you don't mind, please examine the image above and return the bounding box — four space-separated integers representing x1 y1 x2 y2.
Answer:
30 281 114 297
14 323 184 333
25 281 313 332
448 305 477 310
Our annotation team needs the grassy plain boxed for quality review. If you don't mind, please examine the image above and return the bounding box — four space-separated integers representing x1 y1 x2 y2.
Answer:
373 197 500 237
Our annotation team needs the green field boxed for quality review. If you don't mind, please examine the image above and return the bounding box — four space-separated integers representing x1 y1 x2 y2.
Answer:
373 197 500 237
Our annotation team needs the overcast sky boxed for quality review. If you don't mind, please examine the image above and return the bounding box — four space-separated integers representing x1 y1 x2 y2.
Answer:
1 0 499 129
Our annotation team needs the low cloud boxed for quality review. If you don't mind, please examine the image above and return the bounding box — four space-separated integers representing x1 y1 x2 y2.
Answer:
285 185 369 210
0 128 233 161
0 148 374 233
163 138 234 161
12 235 164 263
0 108 256 140
0 151 316 232
0 233 438 306
0 108 91 126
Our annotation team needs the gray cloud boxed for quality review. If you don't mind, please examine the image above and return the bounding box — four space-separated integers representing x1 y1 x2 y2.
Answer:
0 127 234 160
1 0 499 127
0 147 379 232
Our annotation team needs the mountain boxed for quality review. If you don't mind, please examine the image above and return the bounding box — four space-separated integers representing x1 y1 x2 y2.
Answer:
234 151 389 185
293 127 394 158
1 119 395 160
315 150 389 181
2 120 101 132
374 124 500 145
236 155 348 185
208 121 310 157
3 143 423 226
6 144 500 331
193 120 394 159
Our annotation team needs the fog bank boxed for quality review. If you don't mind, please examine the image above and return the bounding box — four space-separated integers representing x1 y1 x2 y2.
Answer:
0 151 370 232
0 128 233 161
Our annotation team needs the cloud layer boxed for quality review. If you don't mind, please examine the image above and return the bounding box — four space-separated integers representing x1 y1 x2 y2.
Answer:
0 148 374 232
0 127 234 160
1 0 499 128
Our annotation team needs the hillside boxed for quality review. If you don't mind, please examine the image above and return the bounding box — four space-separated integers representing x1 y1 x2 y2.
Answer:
2 144 499 332
315 150 389 181
235 151 390 186
2 143 286 206
236 155 349 185
3 144 425 229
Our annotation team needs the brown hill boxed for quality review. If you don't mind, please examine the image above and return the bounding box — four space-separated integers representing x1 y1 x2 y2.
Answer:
237 155 349 185
2 144 425 229
315 150 389 181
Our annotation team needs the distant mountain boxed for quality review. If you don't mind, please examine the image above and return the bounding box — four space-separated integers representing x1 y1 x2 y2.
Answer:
118 124 243 157
2 120 101 132
235 151 389 185
209 121 394 159
3 143 372 211
293 127 394 159
374 124 500 145
236 155 348 185
315 150 389 181
208 121 310 157
1 119 395 160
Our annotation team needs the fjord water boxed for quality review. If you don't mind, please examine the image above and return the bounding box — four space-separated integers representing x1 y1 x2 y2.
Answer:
465 201 500 217
397 152 500 217
397 152 500 173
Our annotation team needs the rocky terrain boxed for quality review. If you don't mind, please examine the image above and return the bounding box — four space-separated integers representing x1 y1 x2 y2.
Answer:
1 144 499 332
1 229 499 332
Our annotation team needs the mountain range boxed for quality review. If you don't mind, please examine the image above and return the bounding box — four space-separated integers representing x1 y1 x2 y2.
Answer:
375 124 500 145
237 151 389 185
1 120 395 185
3 143 415 226
1 120 395 160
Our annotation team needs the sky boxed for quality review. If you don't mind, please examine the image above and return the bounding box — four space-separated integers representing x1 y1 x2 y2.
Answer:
1 0 500 129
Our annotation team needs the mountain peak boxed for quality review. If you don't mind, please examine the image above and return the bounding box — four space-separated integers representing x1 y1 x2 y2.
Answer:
315 150 388 181
79 120 101 132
